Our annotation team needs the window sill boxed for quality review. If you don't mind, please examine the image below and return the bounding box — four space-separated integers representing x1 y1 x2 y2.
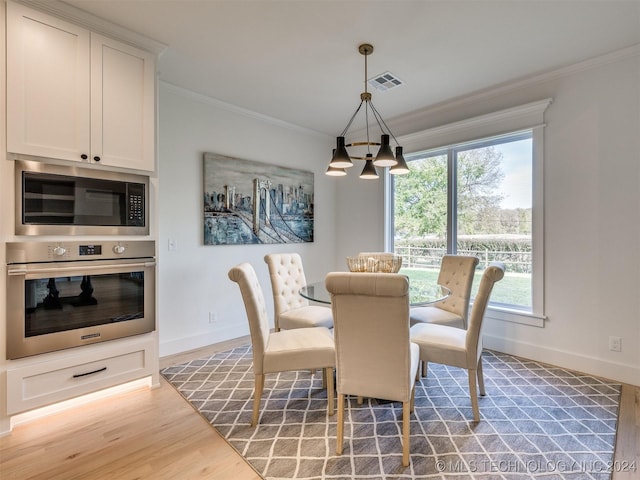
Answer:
484 305 546 328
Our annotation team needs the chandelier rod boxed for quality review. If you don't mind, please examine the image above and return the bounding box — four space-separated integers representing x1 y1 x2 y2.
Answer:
363 44 369 95
339 100 364 137
363 44 372 154
369 101 400 146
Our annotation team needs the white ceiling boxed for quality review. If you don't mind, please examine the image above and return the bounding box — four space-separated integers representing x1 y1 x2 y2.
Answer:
62 0 640 137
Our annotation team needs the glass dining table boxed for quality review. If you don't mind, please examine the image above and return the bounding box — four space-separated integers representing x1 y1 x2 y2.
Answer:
300 279 451 306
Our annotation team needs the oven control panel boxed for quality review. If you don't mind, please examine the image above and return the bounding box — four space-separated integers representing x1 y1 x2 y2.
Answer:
79 245 103 256
6 241 156 264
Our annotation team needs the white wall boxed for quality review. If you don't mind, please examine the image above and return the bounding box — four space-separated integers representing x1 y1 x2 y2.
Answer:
336 48 640 386
157 84 336 356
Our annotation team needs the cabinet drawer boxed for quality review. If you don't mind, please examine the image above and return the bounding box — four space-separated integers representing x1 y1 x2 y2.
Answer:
6 338 156 415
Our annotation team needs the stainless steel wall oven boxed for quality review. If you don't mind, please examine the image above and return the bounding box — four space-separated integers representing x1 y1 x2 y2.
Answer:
15 160 149 236
6 240 156 359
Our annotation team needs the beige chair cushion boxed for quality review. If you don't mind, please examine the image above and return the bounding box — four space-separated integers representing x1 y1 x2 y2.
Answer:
410 323 467 368
279 305 334 329
265 253 333 330
408 306 464 328
263 327 335 373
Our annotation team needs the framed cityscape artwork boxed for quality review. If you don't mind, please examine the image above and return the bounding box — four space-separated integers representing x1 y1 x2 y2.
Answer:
203 152 314 245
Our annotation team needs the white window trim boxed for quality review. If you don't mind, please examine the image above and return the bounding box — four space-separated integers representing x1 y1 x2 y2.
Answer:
384 99 552 327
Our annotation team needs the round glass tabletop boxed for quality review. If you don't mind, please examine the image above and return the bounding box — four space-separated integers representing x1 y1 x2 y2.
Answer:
300 280 450 306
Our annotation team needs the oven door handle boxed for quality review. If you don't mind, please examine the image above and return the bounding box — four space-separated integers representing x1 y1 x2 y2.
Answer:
7 268 27 276
7 261 155 276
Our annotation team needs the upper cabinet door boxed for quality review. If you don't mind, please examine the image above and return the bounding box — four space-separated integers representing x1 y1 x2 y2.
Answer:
90 34 156 172
6 2 157 172
7 1 91 162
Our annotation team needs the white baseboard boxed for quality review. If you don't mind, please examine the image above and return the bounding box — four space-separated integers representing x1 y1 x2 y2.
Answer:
159 328 638 387
484 334 639 387
159 324 248 358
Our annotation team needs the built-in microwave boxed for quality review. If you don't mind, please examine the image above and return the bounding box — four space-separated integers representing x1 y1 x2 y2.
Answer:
15 160 149 236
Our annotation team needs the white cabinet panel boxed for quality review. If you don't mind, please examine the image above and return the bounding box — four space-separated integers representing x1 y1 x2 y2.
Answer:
6 335 158 415
7 1 91 162
91 34 156 171
6 2 156 172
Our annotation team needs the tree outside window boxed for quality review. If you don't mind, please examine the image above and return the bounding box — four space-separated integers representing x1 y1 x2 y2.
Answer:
392 131 533 310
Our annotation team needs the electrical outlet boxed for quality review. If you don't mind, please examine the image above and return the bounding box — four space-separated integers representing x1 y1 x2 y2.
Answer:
209 312 217 324
609 336 622 352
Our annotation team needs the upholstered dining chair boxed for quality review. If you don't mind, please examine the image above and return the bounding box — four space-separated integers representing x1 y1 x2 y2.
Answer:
228 262 336 426
410 255 479 329
325 272 419 467
264 253 333 331
410 262 505 422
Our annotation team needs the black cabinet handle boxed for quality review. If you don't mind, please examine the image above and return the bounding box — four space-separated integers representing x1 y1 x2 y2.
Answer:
93 156 101 162
72 366 107 378
81 154 88 160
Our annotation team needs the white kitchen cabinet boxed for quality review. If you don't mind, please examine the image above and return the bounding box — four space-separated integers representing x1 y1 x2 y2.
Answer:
5 334 159 415
6 1 156 172
89 33 156 171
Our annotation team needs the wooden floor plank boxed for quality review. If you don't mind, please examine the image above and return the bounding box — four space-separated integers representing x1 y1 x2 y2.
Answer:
612 384 640 480
0 364 260 480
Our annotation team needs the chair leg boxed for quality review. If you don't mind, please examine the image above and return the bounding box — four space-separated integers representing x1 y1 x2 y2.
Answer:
421 360 428 378
357 396 364 405
468 369 480 422
477 357 486 396
325 367 335 416
336 393 345 455
252 374 265 427
402 400 411 467
410 385 416 413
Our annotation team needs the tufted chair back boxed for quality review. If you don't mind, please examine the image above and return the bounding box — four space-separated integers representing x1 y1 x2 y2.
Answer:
410 255 479 329
265 253 332 332
436 255 479 320
466 262 505 366
227 263 270 374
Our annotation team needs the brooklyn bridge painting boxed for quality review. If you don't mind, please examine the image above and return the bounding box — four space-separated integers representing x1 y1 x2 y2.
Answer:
203 153 314 245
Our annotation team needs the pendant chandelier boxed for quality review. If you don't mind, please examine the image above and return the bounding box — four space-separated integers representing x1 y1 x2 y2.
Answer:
327 44 409 179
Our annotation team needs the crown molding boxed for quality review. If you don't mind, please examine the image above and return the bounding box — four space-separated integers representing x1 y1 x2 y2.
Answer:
388 43 640 135
11 0 167 55
398 98 552 153
160 81 329 139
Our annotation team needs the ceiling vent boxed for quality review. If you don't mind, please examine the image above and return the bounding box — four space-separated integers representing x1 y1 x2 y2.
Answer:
368 71 404 92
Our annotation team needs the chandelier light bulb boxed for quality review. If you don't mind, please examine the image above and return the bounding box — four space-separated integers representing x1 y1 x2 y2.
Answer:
389 146 410 175
327 44 409 179
373 134 397 167
359 154 379 179
329 136 353 168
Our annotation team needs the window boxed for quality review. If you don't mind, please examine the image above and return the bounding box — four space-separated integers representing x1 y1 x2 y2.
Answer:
385 100 550 325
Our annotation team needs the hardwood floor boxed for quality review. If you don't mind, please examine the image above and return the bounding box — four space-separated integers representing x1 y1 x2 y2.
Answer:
0 338 638 480
0 337 260 480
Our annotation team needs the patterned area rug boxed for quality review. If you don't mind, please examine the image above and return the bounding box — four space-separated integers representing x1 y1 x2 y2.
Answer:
161 346 621 480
